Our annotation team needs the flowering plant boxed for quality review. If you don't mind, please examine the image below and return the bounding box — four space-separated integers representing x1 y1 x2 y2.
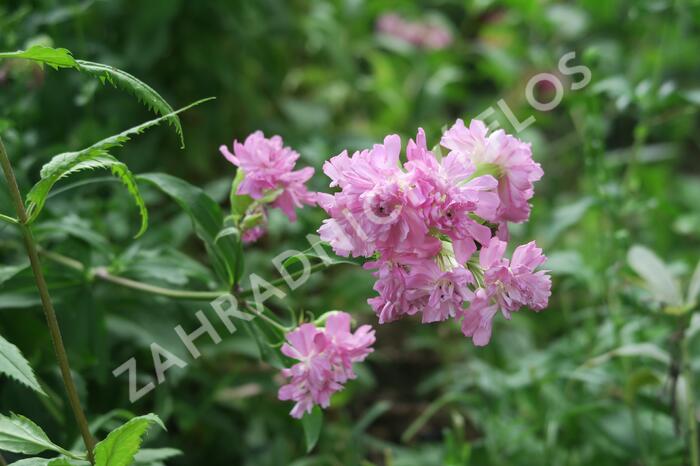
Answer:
222 121 551 417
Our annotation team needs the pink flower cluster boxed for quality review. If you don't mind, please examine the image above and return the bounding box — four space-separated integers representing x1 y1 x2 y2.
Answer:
318 119 551 346
376 13 453 50
220 131 316 242
278 312 375 418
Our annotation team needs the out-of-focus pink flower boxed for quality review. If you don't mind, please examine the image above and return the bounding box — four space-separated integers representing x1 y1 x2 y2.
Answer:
441 119 543 223
242 225 266 244
220 131 316 223
459 237 551 346
376 13 453 50
278 312 375 418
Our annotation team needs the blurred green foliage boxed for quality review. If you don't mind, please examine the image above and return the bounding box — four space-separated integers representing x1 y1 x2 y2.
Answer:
1 0 700 465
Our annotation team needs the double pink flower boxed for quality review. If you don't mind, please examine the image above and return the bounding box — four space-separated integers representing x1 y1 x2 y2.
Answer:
277 312 375 419
317 119 551 342
220 131 316 242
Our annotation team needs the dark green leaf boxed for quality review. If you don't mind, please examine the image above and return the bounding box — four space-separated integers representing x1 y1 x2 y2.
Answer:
137 173 243 287
301 407 323 453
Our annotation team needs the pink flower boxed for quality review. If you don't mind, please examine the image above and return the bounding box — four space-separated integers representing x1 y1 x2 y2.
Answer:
405 128 499 263
376 13 453 50
242 225 266 244
317 125 550 345
220 131 316 222
460 289 498 346
278 312 375 418
365 255 417 324
318 135 429 258
404 259 473 323
459 237 551 346
441 119 543 223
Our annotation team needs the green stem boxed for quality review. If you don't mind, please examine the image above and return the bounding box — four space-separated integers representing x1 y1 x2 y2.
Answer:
683 327 699 466
242 302 290 333
0 136 96 463
238 262 327 298
41 249 328 303
0 213 18 225
40 249 226 300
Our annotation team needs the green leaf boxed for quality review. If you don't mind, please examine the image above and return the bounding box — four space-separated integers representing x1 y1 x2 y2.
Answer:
627 245 683 307
75 60 185 148
138 173 243 287
300 407 323 453
0 334 46 396
94 414 165 466
0 47 184 147
688 259 700 307
0 45 78 70
10 458 88 466
583 343 671 367
25 98 213 235
0 413 75 457
0 262 29 286
133 447 182 464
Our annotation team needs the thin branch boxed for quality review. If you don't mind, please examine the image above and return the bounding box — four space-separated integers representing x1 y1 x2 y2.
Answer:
0 136 96 463
40 249 330 302
40 249 225 300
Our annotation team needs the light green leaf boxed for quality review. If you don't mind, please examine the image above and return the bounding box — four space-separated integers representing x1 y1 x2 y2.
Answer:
94 414 165 466
133 447 182 464
10 458 88 466
214 226 240 244
627 245 683 307
138 173 243 286
688 259 700 307
75 61 184 148
0 334 46 396
583 343 671 368
0 262 29 286
300 407 323 453
0 45 78 70
25 98 213 236
0 413 75 457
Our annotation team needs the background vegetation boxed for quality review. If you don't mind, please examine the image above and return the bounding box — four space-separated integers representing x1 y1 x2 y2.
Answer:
1 0 700 465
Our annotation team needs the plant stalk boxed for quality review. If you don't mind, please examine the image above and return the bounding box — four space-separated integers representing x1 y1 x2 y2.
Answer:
40 248 328 301
0 136 96 463
683 327 699 466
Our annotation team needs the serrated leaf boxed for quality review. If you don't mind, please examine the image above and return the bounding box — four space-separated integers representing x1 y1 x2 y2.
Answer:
94 414 165 466
75 61 184 148
627 245 683 307
25 98 213 235
0 413 74 457
301 407 323 452
0 45 78 70
0 47 183 147
138 173 243 286
0 334 46 396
